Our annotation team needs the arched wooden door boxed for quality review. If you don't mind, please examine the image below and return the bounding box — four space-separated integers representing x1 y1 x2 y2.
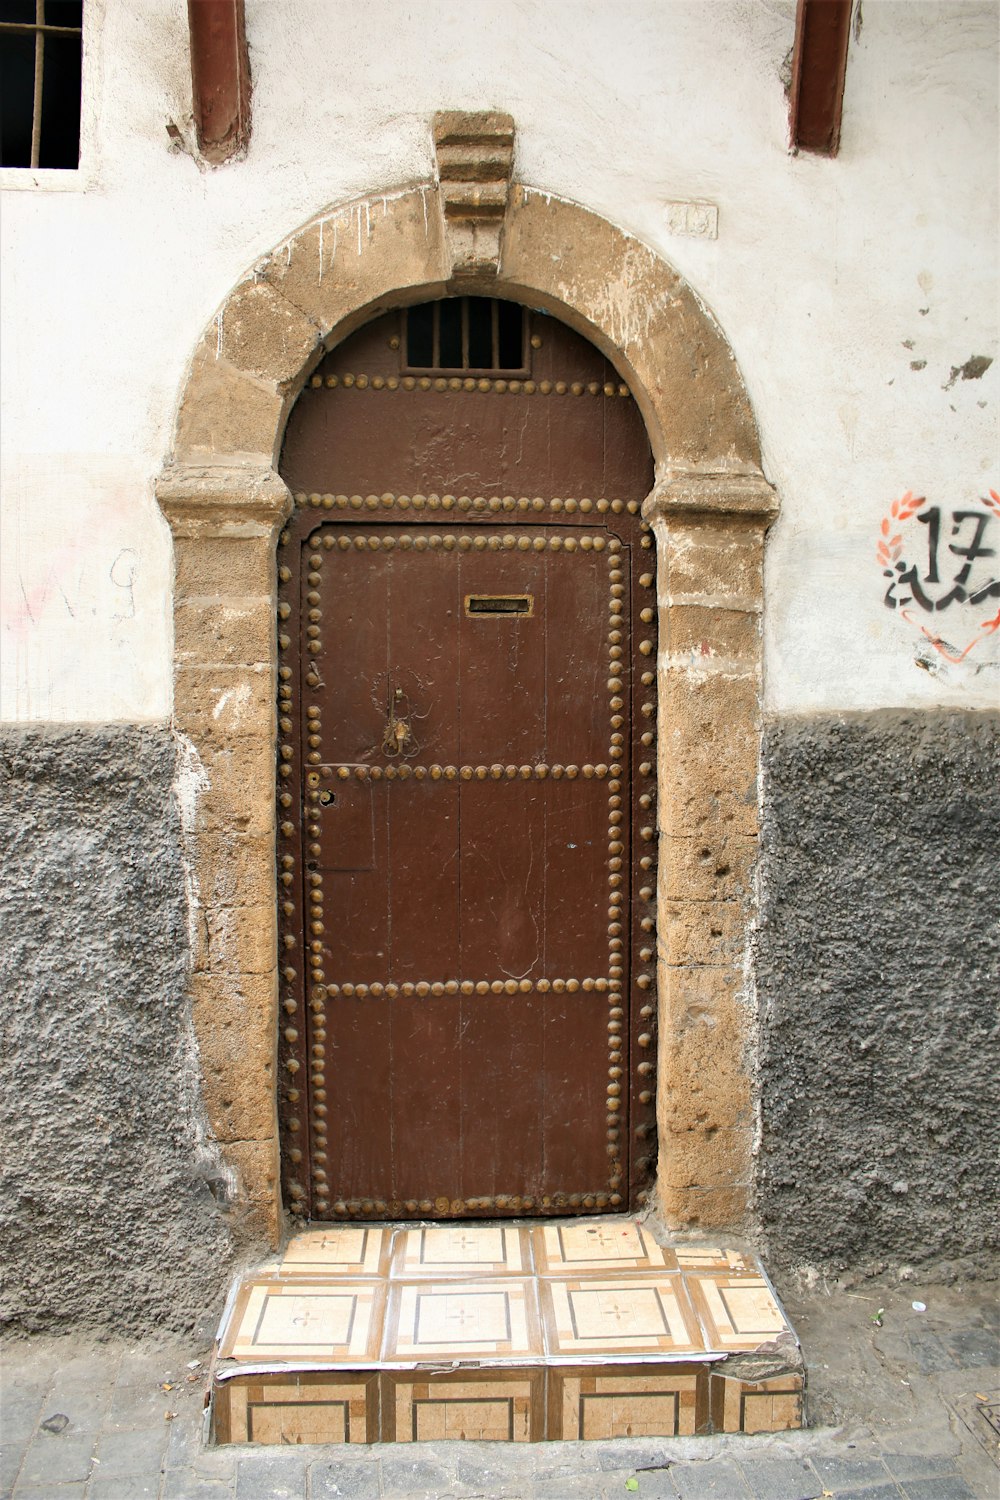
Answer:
276 298 656 1223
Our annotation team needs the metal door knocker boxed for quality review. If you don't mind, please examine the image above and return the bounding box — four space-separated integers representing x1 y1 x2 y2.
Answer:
382 686 419 757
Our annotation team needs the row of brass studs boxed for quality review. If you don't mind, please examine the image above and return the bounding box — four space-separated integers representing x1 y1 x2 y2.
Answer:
326 762 616 782
277 517 656 553
636 569 656 767
310 373 632 398
294 492 643 517
321 977 610 998
304 556 332 1215
304 687 328 1202
604 540 626 1206
297 533 613 555
634 560 657 1206
331 1190 615 1217
275 591 309 1215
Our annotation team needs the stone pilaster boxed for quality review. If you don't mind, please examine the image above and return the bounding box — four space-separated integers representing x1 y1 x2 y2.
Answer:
645 475 777 1230
156 464 292 1246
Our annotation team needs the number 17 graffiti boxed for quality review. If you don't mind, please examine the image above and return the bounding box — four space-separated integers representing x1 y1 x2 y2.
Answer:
878 489 1000 663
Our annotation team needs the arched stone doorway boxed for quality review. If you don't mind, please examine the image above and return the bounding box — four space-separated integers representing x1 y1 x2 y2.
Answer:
275 297 656 1223
156 143 777 1251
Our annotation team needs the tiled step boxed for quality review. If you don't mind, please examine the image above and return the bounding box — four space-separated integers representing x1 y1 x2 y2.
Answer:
211 1219 804 1445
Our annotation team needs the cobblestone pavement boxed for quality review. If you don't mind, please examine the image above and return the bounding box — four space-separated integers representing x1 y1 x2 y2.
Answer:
2 1277 996 1499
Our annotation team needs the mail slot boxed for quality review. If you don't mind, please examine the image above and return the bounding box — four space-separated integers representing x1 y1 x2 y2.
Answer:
465 594 534 617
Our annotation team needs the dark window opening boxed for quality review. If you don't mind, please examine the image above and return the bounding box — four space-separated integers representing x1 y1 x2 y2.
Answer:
403 298 528 375
0 0 82 170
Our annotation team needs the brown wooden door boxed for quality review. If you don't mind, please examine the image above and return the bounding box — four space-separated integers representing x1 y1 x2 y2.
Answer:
276 300 656 1222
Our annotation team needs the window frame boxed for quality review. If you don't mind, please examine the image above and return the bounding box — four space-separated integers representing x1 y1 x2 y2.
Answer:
0 0 93 192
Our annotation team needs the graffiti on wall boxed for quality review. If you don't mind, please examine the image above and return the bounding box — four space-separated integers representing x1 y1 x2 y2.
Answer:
879 489 1000 663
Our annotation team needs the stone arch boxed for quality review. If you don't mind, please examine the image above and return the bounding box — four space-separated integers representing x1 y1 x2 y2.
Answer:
157 178 777 1249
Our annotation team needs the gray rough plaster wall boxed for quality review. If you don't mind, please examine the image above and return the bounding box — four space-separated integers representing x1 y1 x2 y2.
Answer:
0 726 234 1336
755 710 1000 1279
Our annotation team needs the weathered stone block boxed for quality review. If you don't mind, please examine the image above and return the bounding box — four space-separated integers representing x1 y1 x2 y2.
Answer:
260 189 450 343
206 903 278 976
661 900 745 967
191 831 276 910
191 969 278 1033
658 966 752 1132
174 534 277 599
222 1138 281 1210
173 665 276 744
661 604 761 669
174 346 285 464
659 1182 750 1231
196 738 277 836
659 520 765 608
174 594 275 670
658 674 760 838
659 833 757 902
193 971 278 1144
658 1124 753 1189
215 277 321 385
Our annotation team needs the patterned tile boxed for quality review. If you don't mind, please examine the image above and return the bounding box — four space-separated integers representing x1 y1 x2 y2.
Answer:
686 1273 791 1352
533 1219 679 1276
215 1372 378 1443
384 1279 542 1363
674 1246 758 1274
279 1225 392 1278
219 1279 384 1363
383 1370 545 1442
540 1277 704 1360
392 1224 529 1278
712 1372 804 1433
212 1219 804 1446
549 1365 706 1438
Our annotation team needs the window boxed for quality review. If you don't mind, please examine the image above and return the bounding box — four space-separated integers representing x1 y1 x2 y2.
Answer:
0 1 82 170
403 298 528 375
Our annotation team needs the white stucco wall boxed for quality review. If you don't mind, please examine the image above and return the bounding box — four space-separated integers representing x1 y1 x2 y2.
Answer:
1 0 997 722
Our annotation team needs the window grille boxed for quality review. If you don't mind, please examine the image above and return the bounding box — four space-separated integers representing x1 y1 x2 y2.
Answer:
403 298 528 375
0 0 82 169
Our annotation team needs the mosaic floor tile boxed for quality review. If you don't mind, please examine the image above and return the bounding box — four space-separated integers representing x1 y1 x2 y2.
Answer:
383 1370 545 1442
278 1225 392 1278
384 1279 542 1363
220 1279 384 1363
685 1273 790 1352
548 1365 706 1439
712 1372 804 1433
533 1219 680 1275
215 1372 379 1443
392 1223 529 1278
540 1276 704 1361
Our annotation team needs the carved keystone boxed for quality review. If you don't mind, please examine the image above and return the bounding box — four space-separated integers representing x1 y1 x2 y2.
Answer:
433 110 515 279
